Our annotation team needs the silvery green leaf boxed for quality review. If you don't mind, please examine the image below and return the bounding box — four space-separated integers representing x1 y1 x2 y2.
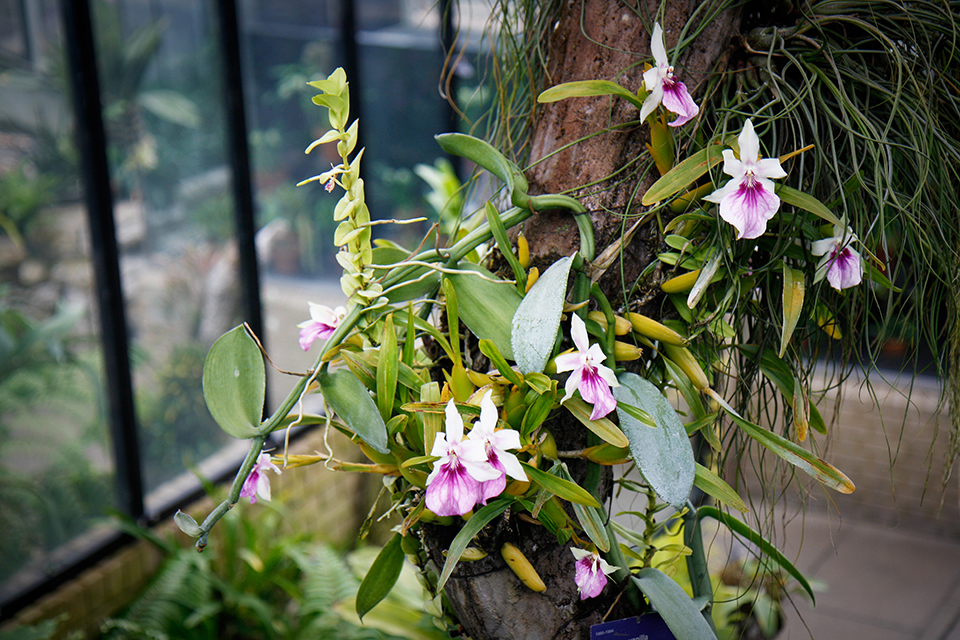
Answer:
511 255 574 373
174 511 202 537
614 373 695 507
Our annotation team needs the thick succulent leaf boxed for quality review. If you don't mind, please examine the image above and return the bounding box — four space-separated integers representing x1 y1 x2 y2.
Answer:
614 373 695 507
319 368 389 454
202 325 264 439
512 255 574 374
632 568 717 640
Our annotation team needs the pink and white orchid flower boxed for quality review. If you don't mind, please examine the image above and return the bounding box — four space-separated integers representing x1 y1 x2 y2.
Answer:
425 400 501 517
640 23 700 127
704 119 787 239
466 390 527 504
240 452 282 504
571 548 618 599
297 302 345 351
812 225 863 290
555 314 619 420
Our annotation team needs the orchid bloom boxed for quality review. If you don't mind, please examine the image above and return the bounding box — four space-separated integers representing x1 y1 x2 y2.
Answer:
425 400 501 517
812 225 863 290
555 314 620 420
240 453 282 505
297 302 345 351
640 23 700 127
571 548 618 600
704 119 787 240
466 390 527 504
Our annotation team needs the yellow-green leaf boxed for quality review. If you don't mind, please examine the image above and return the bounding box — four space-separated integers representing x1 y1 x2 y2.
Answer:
778 185 843 227
780 264 805 358
521 462 602 508
693 463 747 512
641 140 729 206
537 80 644 111
563 397 629 448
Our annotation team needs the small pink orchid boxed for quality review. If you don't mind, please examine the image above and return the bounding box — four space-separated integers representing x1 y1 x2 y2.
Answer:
812 225 863 290
571 548 618 600
466 390 527 504
425 400 501 517
240 452 282 504
297 302 345 351
640 23 700 127
704 118 787 239
555 314 619 420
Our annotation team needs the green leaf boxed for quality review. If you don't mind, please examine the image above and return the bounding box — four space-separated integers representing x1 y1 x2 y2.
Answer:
441 277 462 365
478 339 524 387
778 185 843 227
693 463 747 512
202 325 265 439
713 394 854 493
173 510 202 537
698 506 816 604
434 133 528 200
445 262 522 360
512 255 574 374
632 568 718 640
319 368 389 454
520 462 602 508
614 373 695 507
377 314 399 422
356 534 405 620
137 90 201 127
738 346 826 435
436 497 514 591
372 247 440 303
563 397 630 448
537 80 644 111
780 265 805 358
485 202 527 293
641 141 728 206
555 464 609 551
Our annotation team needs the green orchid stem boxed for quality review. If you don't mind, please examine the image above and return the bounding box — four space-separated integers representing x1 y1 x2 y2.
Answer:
196 434 269 551
590 284 618 371
684 502 718 634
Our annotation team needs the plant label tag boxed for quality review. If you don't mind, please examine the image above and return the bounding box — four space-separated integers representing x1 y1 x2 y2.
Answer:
590 614 675 639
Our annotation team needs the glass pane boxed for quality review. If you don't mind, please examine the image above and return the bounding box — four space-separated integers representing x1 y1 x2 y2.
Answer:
0 7 116 599
241 0 346 408
86 0 247 504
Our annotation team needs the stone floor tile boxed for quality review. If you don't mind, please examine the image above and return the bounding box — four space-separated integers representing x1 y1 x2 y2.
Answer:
779 606 917 640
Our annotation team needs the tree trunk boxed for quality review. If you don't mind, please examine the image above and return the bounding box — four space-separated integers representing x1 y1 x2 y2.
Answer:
421 2 740 638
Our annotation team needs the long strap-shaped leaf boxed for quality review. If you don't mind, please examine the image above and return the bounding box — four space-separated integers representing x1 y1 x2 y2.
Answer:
698 505 816 604
436 497 514 591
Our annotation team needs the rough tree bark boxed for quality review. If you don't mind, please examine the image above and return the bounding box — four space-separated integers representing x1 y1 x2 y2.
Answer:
422 2 740 638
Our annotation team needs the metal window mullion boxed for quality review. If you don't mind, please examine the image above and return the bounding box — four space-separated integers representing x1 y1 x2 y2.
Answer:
214 0 265 358
59 0 144 520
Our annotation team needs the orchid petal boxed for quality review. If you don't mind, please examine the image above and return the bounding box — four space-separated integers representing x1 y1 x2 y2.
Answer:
738 118 760 163
650 23 668 67
662 80 699 127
